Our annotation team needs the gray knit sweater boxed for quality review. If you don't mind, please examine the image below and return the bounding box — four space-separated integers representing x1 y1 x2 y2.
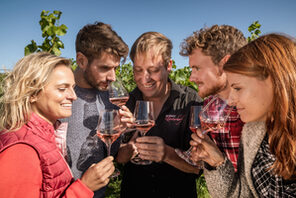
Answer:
64 86 119 198
204 121 266 198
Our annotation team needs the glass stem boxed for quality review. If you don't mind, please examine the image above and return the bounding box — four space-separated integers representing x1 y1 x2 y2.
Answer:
107 143 112 156
185 146 193 156
139 130 145 137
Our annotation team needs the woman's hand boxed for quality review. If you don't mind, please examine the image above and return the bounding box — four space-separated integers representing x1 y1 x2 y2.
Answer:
190 129 225 167
80 156 115 191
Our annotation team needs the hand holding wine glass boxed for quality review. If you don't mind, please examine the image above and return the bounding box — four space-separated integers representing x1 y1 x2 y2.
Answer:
131 100 155 165
96 109 126 177
175 105 202 166
189 129 225 168
109 79 129 108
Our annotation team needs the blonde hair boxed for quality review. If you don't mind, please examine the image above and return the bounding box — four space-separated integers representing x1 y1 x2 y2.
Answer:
130 32 172 67
0 52 71 131
224 33 296 179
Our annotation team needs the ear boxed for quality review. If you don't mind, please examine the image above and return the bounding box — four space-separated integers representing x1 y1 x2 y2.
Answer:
218 54 231 73
76 52 88 70
167 59 173 72
30 95 38 103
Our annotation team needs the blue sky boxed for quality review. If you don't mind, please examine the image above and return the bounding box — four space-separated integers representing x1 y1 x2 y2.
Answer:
0 0 295 70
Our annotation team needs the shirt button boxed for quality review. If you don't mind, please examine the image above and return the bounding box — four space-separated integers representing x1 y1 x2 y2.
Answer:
45 186 51 191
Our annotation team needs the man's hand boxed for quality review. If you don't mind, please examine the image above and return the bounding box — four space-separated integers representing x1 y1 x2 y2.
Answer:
116 131 139 163
119 105 134 129
135 136 166 162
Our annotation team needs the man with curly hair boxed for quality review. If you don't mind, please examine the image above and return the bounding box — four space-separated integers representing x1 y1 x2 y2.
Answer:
180 25 247 171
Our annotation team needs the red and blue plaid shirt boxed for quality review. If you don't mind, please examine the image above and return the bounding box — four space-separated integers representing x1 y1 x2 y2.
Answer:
204 95 244 171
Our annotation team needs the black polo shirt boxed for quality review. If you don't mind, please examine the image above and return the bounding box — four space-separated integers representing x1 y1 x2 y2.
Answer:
120 79 203 198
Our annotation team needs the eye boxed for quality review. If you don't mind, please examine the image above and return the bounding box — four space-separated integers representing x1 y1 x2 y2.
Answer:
133 67 142 73
149 68 159 73
100 66 110 71
191 66 199 71
234 87 241 91
58 88 66 92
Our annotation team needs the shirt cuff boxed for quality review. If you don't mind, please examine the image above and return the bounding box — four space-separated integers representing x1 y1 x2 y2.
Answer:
68 179 94 197
204 155 227 171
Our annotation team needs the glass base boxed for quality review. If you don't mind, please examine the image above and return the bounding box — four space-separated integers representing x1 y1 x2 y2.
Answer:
130 155 152 165
110 168 121 179
175 148 197 166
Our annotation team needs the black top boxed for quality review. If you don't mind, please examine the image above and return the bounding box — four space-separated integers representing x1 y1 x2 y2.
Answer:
120 80 203 198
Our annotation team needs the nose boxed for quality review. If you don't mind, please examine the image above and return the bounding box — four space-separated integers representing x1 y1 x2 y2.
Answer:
227 90 236 107
107 69 116 82
143 70 151 82
68 88 77 101
189 71 197 84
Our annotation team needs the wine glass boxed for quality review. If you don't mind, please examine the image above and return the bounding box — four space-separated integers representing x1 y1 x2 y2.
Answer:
131 100 155 165
200 95 233 135
96 109 126 177
175 105 203 166
108 78 129 108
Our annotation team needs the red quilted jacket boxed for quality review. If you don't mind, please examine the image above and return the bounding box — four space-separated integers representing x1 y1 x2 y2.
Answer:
0 113 74 198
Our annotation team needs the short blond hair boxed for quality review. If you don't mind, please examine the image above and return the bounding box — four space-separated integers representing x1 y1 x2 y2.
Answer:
130 32 172 67
0 52 71 131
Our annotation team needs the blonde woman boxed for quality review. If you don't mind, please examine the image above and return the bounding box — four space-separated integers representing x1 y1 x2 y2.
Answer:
0 52 115 198
190 34 296 197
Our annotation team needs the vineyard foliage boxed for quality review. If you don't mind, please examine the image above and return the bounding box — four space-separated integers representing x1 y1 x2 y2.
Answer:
0 10 263 198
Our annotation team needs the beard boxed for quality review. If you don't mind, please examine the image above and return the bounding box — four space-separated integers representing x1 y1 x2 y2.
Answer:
198 82 226 99
83 67 108 91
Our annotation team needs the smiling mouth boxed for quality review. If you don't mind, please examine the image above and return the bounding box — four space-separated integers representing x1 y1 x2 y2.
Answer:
61 104 72 107
143 84 154 88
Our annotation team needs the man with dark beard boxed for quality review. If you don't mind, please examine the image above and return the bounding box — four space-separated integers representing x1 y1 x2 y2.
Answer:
64 22 131 198
180 25 247 171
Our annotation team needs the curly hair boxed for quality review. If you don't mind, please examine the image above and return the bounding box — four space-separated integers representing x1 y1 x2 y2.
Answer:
76 22 129 64
0 52 71 131
224 33 296 179
180 25 247 64
130 32 172 67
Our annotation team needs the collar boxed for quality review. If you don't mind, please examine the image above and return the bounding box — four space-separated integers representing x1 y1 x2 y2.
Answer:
241 121 266 196
27 113 56 142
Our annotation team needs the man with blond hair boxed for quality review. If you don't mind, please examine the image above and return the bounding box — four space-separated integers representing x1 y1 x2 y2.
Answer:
117 32 202 198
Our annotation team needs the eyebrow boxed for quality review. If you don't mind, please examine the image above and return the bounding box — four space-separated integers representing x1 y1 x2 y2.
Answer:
56 82 74 87
98 64 119 68
133 65 162 68
230 82 240 87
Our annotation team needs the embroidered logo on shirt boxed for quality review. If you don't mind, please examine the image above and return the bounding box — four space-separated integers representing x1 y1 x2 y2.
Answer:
165 115 184 125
